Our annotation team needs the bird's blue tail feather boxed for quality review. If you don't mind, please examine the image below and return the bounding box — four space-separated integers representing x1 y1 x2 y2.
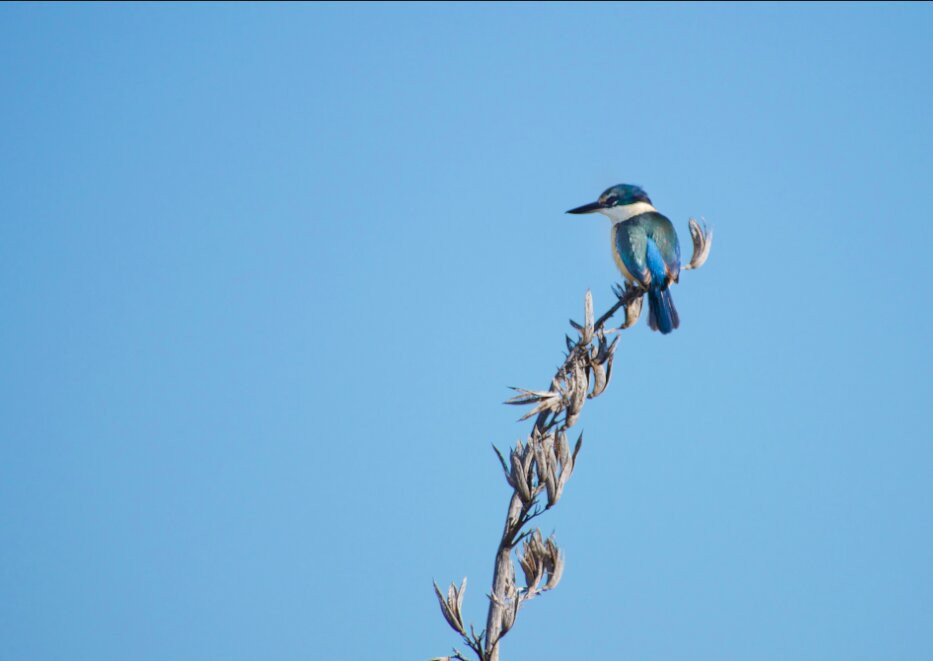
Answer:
647 287 680 334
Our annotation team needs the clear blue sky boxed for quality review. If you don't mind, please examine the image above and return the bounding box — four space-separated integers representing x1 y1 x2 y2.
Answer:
2 3 931 660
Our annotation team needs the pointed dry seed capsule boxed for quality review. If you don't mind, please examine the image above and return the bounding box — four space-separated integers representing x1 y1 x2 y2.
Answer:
519 543 543 592
593 336 619 395
556 431 570 465
543 540 564 591
594 332 616 363
547 475 563 507
557 451 573 495
620 292 644 329
434 580 466 636
544 442 561 506
574 358 588 398
546 439 559 478
530 435 546 476
523 529 542 561
572 431 583 465
510 448 532 503
588 359 607 399
521 438 535 476
564 359 588 427
518 548 535 588
605 334 620 361
455 577 466 623
531 438 556 505
588 335 602 364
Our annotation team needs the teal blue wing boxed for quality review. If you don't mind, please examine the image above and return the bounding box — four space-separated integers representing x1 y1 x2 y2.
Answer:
644 212 681 286
614 212 681 288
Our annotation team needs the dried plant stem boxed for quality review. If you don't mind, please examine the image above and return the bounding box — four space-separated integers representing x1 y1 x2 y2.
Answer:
431 220 713 661
483 288 633 661
485 494 524 660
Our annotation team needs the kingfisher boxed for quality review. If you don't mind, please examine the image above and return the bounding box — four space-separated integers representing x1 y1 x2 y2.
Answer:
567 183 682 334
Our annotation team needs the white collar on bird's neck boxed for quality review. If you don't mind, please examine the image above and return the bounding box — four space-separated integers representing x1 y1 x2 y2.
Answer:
598 201 657 223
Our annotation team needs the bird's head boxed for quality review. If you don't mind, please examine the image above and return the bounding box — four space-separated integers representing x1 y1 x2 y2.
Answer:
566 184 653 220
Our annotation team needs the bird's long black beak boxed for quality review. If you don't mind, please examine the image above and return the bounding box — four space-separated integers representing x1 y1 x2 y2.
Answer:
566 201 603 215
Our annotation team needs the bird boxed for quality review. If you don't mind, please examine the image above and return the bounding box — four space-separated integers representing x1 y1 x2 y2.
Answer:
567 183 682 334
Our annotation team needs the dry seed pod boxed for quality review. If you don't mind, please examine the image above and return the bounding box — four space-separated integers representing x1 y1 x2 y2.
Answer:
433 579 467 636
684 217 713 270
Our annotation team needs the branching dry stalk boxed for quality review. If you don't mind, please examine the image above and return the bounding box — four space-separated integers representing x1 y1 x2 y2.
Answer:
430 219 713 661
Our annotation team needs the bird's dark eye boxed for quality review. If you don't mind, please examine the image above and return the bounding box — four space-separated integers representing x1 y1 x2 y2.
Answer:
605 195 617 206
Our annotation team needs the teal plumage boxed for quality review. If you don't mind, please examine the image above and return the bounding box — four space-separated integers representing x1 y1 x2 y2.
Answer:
613 211 681 333
567 184 683 334
612 211 681 287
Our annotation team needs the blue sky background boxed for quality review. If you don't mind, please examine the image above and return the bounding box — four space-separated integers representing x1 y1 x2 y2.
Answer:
1 3 931 660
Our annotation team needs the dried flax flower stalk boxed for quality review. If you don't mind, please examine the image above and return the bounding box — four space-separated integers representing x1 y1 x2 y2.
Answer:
430 222 713 661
